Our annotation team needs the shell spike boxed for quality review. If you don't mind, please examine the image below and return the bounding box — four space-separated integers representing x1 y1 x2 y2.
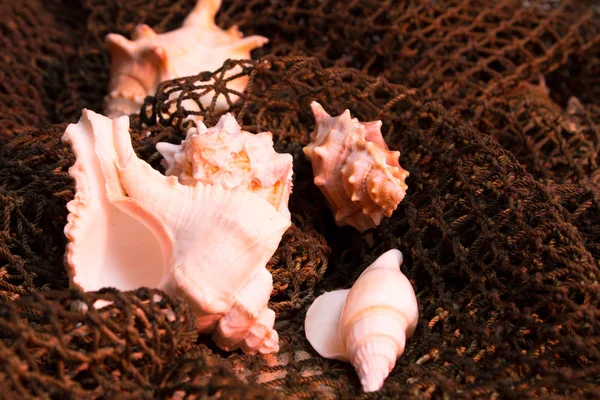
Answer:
183 0 222 28
310 101 330 123
214 113 240 133
146 45 169 69
155 142 180 170
303 146 313 158
227 35 269 53
362 120 386 148
132 24 157 40
195 120 208 134
226 25 242 39
105 34 136 59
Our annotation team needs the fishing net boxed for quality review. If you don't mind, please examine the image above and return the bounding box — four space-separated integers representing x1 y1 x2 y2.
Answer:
1 0 600 398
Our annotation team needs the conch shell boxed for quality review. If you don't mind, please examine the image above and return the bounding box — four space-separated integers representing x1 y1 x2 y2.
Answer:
303 102 409 232
304 249 418 392
62 110 293 355
156 114 292 214
104 0 268 118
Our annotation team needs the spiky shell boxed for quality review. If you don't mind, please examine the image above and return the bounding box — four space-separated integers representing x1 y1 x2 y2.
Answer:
156 114 293 216
303 102 409 232
104 0 268 118
62 109 292 355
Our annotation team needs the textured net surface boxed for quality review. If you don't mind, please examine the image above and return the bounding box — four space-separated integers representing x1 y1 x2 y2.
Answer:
0 0 82 135
1 0 600 398
0 288 277 399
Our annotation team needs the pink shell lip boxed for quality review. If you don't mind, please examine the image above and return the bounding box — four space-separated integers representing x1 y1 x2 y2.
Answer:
104 74 150 118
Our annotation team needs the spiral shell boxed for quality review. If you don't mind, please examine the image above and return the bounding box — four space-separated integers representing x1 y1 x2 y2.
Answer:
304 249 418 392
303 102 409 232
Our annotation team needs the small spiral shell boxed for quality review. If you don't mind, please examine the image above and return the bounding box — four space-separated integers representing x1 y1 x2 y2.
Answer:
304 249 418 392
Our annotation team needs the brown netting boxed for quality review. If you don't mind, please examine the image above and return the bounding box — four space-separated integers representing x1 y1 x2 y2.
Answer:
0 289 196 398
0 0 69 134
1 0 600 398
0 288 277 399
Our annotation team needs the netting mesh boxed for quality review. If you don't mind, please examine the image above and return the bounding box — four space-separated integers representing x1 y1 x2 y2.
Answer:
1 0 600 398
0 0 76 134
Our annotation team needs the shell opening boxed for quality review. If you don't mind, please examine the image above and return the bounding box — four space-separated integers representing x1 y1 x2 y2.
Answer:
64 110 167 293
77 216 166 292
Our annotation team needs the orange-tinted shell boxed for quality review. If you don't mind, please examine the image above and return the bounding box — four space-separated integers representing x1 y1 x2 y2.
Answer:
156 114 293 216
303 102 409 232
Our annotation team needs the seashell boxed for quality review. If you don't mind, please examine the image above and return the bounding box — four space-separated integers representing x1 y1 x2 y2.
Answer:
104 0 268 118
304 249 418 392
62 109 293 355
156 113 293 215
303 102 409 232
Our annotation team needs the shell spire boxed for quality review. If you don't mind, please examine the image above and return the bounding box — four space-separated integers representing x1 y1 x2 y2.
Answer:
303 102 409 232
304 249 419 392
182 0 221 28
104 0 268 118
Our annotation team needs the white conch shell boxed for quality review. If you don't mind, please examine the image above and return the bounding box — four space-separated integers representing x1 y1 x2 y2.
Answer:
62 110 293 355
303 102 409 232
104 0 268 118
156 114 293 215
304 249 418 392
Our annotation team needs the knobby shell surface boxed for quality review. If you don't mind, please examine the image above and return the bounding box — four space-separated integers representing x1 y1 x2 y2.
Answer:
104 0 268 118
303 102 409 232
62 109 293 355
304 249 419 392
156 113 293 215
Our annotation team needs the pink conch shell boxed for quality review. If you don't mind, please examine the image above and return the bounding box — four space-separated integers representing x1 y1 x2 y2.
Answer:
104 0 268 118
305 249 419 392
303 102 409 232
62 110 293 355
156 114 293 216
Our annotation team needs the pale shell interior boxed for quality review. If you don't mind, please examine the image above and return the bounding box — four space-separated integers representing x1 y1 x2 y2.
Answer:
75 209 165 291
64 112 166 292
